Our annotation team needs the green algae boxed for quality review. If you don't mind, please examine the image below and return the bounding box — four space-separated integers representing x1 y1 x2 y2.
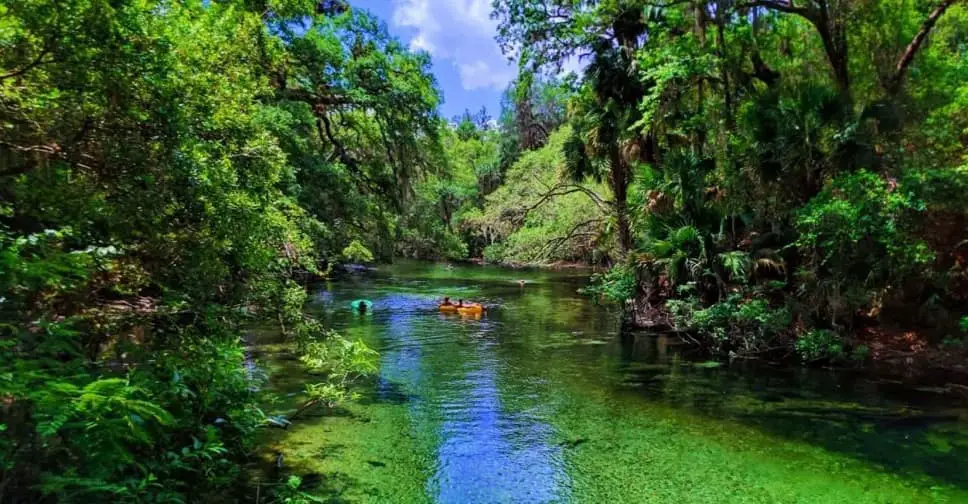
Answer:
253 261 968 503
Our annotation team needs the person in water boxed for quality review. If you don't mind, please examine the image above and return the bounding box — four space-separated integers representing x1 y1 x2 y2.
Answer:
358 301 368 314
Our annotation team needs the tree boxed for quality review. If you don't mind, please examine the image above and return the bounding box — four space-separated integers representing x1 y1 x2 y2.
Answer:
494 0 655 254
493 0 968 356
739 0 964 99
0 1 445 499
497 75 575 176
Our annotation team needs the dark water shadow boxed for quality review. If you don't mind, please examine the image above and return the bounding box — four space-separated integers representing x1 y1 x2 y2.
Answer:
282 467 362 504
247 447 365 504
734 406 968 488
616 331 968 490
355 376 413 406
293 405 368 422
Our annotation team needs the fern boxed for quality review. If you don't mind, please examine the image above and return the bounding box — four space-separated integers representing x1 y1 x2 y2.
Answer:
719 251 751 282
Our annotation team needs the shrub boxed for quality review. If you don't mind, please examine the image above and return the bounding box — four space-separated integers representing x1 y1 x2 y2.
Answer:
796 170 934 325
795 329 845 361
851 344 871 361
482 242 508 264
583 263 638 304
298 332 378 411
341 240 375 263
667 294 792 353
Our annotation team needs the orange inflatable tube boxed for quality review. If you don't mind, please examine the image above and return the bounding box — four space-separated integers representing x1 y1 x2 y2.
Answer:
457 304 484 315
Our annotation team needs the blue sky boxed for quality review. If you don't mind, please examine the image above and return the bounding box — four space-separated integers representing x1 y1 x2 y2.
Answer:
351 0 513 120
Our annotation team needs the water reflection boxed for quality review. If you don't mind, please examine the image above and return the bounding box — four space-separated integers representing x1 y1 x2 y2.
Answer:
433 350 567 503
347 290 568 503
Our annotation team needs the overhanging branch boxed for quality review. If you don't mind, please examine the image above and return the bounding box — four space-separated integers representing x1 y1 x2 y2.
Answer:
736 0 812 17
0 45 53 82
887 0 962 93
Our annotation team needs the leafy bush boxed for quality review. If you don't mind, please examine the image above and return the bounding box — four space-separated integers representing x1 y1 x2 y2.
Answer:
341 240 375 263
583 263 638 304
482 242 508 264
668 294 792 353
795 329 845 362
718 251 751 283
271 475 326 504
796 170 934 325
851 344 871 362
299 332 378 410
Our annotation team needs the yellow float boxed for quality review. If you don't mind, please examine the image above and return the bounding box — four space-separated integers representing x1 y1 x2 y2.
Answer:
438 302 484 314
457 304 484 315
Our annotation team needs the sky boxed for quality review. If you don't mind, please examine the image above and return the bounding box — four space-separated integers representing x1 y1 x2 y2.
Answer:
351 0 513 120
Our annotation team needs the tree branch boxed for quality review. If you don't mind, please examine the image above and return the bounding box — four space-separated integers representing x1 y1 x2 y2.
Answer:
540 218 603 258
520 182 611 222
887 0 961 94
0 46 52 82
736 0 811 17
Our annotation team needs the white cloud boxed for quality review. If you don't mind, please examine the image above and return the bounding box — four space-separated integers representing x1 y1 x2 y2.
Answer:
392 0 438 33
459 60 512 90
390 0 514 91
409 33 435 53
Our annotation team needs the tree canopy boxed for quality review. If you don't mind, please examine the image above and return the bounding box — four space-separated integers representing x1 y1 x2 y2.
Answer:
492 0 968 359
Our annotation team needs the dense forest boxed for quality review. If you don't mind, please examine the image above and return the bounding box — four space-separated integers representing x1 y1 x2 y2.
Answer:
2 0 967 501
488 0 968 364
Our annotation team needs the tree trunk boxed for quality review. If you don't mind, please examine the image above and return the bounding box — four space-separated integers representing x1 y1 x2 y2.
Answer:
815 12 851 99
609 148 632 254
715 5 734 131
886 0 960 94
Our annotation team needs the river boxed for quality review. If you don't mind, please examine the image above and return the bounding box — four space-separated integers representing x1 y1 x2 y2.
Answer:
252 261 968 503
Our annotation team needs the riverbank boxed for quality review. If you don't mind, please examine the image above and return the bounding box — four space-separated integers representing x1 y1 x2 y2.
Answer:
625 289 968 389
465 257 601 271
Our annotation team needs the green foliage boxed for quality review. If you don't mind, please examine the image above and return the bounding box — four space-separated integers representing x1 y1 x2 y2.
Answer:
2 0 968 498
272 8 444 261
796 170 934 324
271 475 326 504
497 75 574 171
0 0 433 500
300 332 378 409
467 127 615 265
584 263 637 305
493 0 968 356
719 252 751 283
851 344 871 362
796 171 932 280
669 295 792 353
795 330 846 362
647 224 710 287
341 240 374 264
396 121 494 260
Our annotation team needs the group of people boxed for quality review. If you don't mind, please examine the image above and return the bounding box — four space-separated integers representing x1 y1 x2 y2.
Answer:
353 297 484 314
440 297 469 308
439 297 484 314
